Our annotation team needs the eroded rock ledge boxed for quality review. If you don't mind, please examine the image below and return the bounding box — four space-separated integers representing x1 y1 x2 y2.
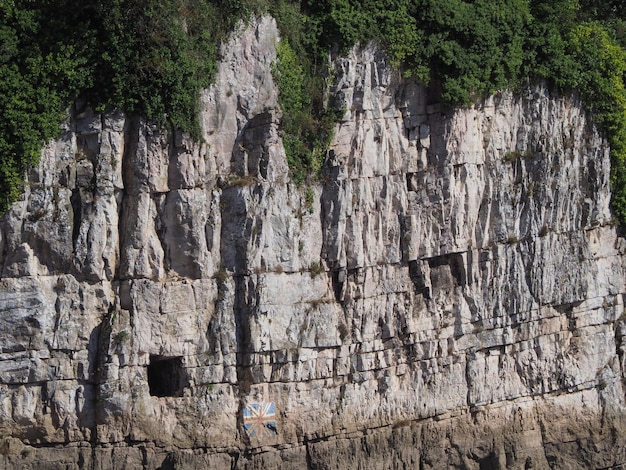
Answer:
1 16 626 469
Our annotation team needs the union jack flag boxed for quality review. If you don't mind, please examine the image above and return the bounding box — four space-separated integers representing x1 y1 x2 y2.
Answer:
243 402 277 438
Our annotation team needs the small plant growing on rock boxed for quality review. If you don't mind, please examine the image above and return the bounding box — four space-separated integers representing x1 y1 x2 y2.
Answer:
310 261 324 278
507 235 519 244
214 267 228 283
504 150 521 162
305 187 315 214
229 174 257 187
113 330 130 344
53 277 66 293
338 322 349 340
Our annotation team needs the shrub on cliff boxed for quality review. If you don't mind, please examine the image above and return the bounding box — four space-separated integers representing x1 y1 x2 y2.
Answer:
2 0 626 225
0 0 245 213
275 0 626 221
0 1 92 212
527 1 626 223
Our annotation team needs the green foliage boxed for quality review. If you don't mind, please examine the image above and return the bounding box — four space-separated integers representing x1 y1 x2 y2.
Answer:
113 330 130 344
310 261 324 278
417 0 531 104
2 0 626 228
377 3 424 74
214 266 228 284
271 2 340 184
524 5 626 223
0 1 92 213
578 0 622 22
304 187 315 213
274 40 307 114
273 39 333 184
0 0 258 213
302 0 530 105
564 23 626 222
88 0 234 136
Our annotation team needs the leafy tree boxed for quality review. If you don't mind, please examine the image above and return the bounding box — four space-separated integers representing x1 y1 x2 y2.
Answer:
0 0 243 213
88 0 225 136
2 0 626 226
0 1 91 212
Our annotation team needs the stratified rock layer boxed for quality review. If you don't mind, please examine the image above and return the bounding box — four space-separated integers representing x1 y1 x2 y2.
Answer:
1 16 625 469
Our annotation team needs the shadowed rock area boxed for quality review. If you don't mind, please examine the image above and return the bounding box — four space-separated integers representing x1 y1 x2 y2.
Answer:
1 16 626 469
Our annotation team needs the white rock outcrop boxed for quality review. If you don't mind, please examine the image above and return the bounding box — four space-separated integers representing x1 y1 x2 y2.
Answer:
1 15 625 469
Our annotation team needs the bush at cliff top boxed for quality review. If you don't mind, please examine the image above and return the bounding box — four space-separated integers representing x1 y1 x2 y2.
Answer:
565 22 626 222
526 4 626 224
0 2 90 213
2 0 626 226
0 0 243 214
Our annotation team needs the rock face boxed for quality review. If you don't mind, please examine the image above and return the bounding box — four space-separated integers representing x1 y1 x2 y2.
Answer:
1 15 626 469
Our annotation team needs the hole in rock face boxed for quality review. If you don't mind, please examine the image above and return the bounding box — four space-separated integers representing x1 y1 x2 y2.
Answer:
478 453 499 470
147 356 189 397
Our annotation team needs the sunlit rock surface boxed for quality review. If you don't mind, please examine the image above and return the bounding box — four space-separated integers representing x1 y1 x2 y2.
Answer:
1 16 625 469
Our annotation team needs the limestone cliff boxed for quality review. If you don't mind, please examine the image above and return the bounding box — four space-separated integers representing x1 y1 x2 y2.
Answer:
1 16 626 469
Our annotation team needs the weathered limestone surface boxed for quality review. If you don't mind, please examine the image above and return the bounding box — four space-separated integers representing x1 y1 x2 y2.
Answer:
1 15 626 469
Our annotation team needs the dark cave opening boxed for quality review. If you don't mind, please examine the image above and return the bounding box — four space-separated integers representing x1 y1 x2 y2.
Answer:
147 355 189 397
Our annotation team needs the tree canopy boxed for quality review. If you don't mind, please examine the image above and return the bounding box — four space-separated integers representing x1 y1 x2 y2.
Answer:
1 0 626 221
